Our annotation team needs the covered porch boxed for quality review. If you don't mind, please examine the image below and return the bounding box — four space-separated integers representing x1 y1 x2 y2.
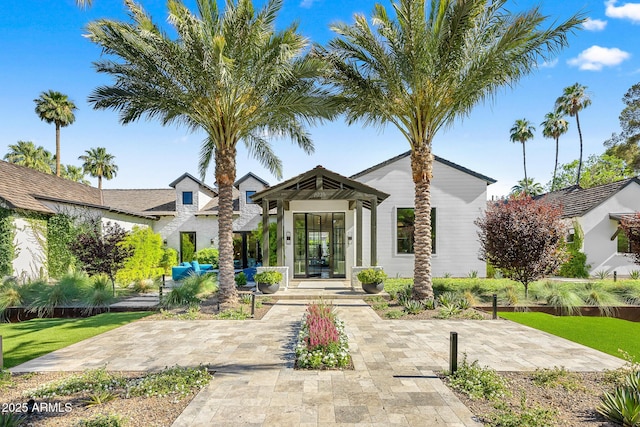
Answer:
251 166 389 280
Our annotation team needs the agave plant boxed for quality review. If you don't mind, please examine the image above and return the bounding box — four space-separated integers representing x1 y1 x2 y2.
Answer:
598 385 640 426
402 299 424 315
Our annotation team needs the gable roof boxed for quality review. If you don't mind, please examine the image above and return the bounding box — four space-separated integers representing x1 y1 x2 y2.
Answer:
235 172 269 188
168 173 217 196
350 150 497 184
252 165 389 210
0 160 103 214
538 177 640 218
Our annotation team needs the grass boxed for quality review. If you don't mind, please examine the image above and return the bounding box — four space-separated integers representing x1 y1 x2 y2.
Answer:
0 312 152 368
499 312 640 360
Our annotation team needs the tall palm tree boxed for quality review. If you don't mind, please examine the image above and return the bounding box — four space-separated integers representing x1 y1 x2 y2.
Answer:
62 164 91 185
79 147 118 190
34 90 77 177
85 0 336 306
510 119 536 194
4 141 54 174
511 178 544 197
541 110 569 191
555 83 591 185
317 0 583 300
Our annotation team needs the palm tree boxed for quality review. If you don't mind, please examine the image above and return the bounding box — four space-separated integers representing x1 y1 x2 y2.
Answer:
510 119 536 194
85 0 336 306
62 164 90 185
79 147 118 190
34 90 77 177
314 0 581 300
511 178 544 197
541 110 569 191
4 141 54 174
555 83 591 185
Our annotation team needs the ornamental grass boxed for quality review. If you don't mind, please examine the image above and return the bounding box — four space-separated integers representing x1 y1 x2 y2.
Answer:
295 301 351 369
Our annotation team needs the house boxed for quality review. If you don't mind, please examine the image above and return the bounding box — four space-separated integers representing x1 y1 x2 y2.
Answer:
540 178 640 276
1 151 495 280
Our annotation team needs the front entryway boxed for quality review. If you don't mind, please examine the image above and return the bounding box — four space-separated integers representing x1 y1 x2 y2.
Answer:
293 212 345 278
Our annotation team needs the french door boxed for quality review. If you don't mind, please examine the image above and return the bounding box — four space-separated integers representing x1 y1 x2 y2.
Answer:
293 213 345 278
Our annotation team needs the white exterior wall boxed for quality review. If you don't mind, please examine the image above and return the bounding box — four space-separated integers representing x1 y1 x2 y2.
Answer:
235 176 267 232
284 200 353 279
12 217 47 280
577 183 640 276
355 156 489 278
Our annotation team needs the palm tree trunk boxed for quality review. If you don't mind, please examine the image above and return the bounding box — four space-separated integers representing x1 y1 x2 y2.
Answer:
522 141 528 194
98 175 103 190
215 146 238 308
575 112 583 186
553 137 559 191
55 123 61 177
410 145 434 301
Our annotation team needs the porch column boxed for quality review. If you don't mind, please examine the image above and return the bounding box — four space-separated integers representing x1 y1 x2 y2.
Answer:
371 197 377 266
276 200 284 266
356 199 363 266
262 199 269 266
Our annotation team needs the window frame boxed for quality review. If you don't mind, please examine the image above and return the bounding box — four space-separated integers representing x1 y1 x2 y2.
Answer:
395 207 436 255
182 191 193 205
246 190 256 204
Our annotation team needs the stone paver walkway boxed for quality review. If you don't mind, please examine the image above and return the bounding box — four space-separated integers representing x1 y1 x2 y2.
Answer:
12 299 625 426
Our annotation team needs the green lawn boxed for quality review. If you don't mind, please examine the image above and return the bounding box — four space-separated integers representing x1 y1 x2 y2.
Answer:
0 311 152 369
499 312 640 360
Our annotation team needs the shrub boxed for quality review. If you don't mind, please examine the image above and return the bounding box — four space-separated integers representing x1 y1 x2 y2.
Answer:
557 221 590 278
159 247 178 275
385 309 404 319
357 268 387 284
487 397 557 427
194 247 219 268
162 273 217 308
46 213 80 278
0 207 16 277
530 366 581 391
28 367 125 398
28 271 90 317
126 365 211 398
116 226 165 285
254 270 282 285
445 355 510 401
133 278 156 293
235 272 248 287
630 270 640 280
76 414 126 427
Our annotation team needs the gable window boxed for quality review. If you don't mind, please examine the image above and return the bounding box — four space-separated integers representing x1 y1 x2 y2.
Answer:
246 190 256 204
397 208 436 254
182 191 193 205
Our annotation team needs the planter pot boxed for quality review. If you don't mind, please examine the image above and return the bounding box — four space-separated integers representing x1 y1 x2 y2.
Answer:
257 282 280 294
361 282 384 294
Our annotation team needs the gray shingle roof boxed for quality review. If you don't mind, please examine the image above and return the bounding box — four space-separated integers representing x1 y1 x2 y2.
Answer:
102 189 176 216
538 177 640 218
0 160 102 214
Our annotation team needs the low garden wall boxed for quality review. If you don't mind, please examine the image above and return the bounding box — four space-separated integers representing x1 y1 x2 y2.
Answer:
477 305 640 322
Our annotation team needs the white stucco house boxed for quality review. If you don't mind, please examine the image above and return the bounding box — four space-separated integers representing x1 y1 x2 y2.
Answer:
540 178 640 276
1 151 495 280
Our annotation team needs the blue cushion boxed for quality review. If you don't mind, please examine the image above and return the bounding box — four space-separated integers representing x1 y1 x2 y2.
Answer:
191 261 200 271
182 262 191 267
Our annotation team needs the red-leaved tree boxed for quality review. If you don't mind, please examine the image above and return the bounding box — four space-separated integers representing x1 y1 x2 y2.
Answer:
475 196 568 297
620 212 640 265
69 218 132 295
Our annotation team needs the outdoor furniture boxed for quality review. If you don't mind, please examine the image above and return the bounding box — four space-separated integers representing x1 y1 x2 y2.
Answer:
171 261 215 281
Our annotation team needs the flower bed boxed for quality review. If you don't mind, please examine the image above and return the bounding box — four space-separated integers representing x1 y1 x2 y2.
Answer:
295 302 351 369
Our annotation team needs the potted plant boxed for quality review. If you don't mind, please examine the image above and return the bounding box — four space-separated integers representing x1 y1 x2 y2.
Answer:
357 268 387 294
254 270 283 294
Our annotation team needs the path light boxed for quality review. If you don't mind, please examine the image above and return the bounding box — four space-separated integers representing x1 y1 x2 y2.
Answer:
450 332 458 374
492 293 497 320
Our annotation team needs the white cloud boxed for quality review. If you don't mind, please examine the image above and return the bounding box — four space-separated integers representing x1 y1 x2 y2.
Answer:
540 59 558 68
582 18 607 30
567 45 630 71
605 0 640 23
300 0 316 8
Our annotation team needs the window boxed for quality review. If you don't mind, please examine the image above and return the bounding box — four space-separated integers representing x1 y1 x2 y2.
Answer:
182 191 193 205
396 208 436 254
618 231 631 253
246 190 256 204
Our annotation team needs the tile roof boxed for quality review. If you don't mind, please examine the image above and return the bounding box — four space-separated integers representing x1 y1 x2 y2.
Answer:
538 177 640 218
0 160 103 214
102 189 177 216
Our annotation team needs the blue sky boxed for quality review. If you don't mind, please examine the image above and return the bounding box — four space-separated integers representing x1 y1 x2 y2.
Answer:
1 0 639 198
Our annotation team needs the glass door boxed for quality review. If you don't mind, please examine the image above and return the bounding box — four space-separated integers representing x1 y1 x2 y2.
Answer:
293 213 345 278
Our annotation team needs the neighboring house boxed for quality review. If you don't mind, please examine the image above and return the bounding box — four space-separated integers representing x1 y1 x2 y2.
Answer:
540 178 640 276
1 151 495 280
